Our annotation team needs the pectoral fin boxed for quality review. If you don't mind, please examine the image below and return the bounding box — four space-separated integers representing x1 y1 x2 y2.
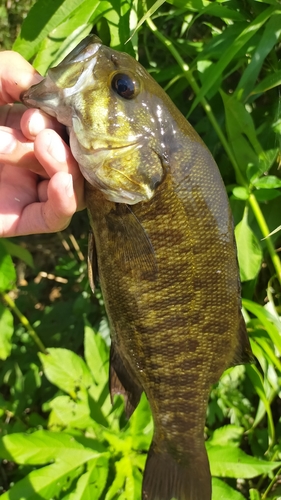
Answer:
105 204 157 280
110 343 142 418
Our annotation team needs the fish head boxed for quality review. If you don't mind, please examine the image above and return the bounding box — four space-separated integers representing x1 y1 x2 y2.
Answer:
21 35 174 204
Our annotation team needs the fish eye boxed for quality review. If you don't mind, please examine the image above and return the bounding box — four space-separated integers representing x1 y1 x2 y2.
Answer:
111 73 138 99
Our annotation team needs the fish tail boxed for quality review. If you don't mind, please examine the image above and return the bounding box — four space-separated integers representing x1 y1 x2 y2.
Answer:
142 441 211 500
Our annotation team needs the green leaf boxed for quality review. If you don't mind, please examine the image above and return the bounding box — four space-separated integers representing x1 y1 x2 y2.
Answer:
0 430 98 464
0 241 16 293
253 175 281 189
252 69 281 95
167 0 209 10
13 0 97 60
0 304 14 360
207 444 280 478
245 364 275 444
232 186 249 200
84 325 109 387
189 5 278 114
235 209 262 281
0 461 84 500
243 299 281 358
0 239 34 268
128 0 166 40
221 91 263 174
254 189 281 202
212 478 246 500
197 3 246 22
49 395 95 429
39 348 93 397
208 425 244 448
65 456 109 500
33 23 93 75
236 12 281 100
105 456 128 500
249 489 261 500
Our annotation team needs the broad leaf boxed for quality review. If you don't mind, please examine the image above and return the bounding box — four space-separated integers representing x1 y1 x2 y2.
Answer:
13 0 98 60
0 239 34 268
0 430 98 464
235 209 262 282
84 325 109 387
0 241 16 293
253 175 281 189
0 304 14 360
212 478 246 500
39 348 93 397
207 445 280 478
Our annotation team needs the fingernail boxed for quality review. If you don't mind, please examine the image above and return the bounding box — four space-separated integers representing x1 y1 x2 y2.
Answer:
64 173 74 198
47 133 67 162
0 132 16 153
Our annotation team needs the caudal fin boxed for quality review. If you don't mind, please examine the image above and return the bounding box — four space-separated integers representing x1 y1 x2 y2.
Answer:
142 442 211 500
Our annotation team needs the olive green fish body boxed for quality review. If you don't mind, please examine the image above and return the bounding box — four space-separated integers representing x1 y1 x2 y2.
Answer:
21 35 253 500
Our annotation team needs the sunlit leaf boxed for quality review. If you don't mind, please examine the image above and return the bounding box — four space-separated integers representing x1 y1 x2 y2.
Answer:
189 5 277 113
0 241 16 293
212 478 246 500
39 348 93 397
84 325 109 387
13 0 98 59
207 444 280 478
0 430 99 464
253 175 281 189
0 304 13 360
236 12 281 100
235 209 263 282
0 239 34 268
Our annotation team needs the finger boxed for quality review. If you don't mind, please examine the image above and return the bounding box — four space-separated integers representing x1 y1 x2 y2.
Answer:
16 171 80 235
21 108 66 140
0 127 46 175
34 129 86 210
1 103 27 129
0 51 42 105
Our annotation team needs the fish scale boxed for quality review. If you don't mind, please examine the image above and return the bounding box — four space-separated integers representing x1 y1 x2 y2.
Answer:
21 34 253 500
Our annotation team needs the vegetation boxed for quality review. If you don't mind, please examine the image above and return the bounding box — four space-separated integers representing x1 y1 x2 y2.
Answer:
1 0 281 498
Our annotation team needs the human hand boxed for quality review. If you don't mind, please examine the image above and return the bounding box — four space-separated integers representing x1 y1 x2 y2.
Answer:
0 51 85 237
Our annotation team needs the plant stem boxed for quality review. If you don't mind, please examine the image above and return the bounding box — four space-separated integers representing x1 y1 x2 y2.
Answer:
261 465 281 499
2 292 47 354
146 16 246 187
249 194 281 283
146 17 281 285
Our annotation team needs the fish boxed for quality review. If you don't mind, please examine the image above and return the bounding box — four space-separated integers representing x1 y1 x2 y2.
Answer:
21 35 253 500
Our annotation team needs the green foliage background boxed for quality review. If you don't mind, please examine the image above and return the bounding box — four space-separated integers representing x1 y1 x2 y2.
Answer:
1 0 281 498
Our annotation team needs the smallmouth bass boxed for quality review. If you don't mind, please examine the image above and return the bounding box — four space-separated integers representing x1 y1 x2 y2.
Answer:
21 35 253 500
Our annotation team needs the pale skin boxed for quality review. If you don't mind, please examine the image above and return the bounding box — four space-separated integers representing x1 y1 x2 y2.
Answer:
0 51 85 237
